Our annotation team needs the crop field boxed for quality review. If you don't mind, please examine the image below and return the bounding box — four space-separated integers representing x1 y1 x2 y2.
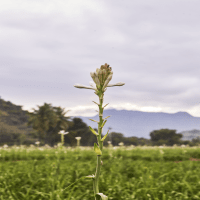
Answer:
1 145 200 200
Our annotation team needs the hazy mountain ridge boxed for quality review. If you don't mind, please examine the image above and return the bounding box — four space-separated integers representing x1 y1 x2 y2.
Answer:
74 109 200 138
1 97 200 140
181 129 200 141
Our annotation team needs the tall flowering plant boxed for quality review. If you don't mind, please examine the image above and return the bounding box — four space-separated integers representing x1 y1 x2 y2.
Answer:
75 137 81 147
58 130 68 149
58 130 69 144
74 63 125 199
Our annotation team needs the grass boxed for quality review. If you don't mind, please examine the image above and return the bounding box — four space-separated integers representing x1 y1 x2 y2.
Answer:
1 145 200 199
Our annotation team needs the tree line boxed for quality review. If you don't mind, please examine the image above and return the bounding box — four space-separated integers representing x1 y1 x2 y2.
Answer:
26 103 200 147
0 100 200 146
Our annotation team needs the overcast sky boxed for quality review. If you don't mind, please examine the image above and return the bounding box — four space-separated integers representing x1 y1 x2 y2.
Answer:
1 0 200 118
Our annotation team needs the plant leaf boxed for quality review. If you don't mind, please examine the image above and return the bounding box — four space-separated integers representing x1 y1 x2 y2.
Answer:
74 84 96 90
89 126 99 136
92 101 99 106
103 116 111 120
107 82 125 87
96 193 108 200
85 175 95 179
103 103 109 109
94 143 102 155
101 120 107 128
89 119 99 123
101 130 109 142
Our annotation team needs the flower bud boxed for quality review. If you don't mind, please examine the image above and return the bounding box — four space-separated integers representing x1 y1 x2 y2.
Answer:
102 69 106 75
90 72 95 80
100 65 104 70
96 68 100 74
98 74 102 85
90 72 100 87
102 74 113 91
104 63 109 68
94 76 100 87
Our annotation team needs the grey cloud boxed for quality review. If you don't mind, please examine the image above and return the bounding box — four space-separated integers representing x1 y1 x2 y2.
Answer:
0 0 200 117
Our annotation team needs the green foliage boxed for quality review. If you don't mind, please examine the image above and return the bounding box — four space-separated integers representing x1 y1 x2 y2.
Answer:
0 98 199 148
192 137 200 146
89 126 99 136
67 118 97 146
0 99 38 145
150 129 183 146
101 130 109 142
27 103 58 142
94 143 102 155
27 103 74 146
1 147 200 199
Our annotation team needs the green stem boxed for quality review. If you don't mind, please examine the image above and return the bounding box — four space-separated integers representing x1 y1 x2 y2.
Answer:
94 155 101 195
93 92 104 199
98 94 104 150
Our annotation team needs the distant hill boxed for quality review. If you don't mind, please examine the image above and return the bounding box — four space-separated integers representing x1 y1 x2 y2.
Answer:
180 129 200 141
0 99 29 126
0 98 37 145
75 109 200 138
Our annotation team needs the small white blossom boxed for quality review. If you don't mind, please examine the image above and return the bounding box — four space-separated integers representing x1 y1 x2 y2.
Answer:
75 137 81 147
44 144 51 148
35 141 40 145
58 130 69 135
75 137 81 141
118 142 124 146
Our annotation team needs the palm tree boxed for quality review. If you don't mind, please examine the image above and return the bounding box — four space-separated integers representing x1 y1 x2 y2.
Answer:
27 103 58 144
48 106 73 146
53 107 72 130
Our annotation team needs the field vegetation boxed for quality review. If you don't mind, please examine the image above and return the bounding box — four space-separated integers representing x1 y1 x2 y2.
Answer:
1 145 200 200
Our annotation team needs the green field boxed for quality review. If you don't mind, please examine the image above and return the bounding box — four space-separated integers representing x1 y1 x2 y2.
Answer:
1 145 200 200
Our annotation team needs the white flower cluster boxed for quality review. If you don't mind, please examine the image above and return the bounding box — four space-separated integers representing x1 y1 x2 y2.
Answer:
74 63 125 93
90 63 113 91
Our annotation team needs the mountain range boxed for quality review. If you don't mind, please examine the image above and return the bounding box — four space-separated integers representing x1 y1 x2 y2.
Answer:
74 109 200 139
